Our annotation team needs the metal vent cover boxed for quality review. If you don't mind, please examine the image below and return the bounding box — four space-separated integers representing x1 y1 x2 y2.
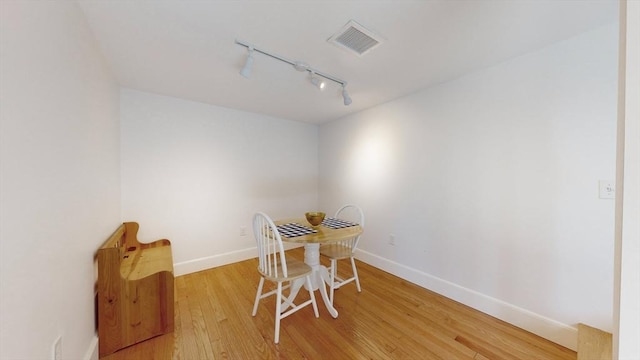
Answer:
328 20 383 56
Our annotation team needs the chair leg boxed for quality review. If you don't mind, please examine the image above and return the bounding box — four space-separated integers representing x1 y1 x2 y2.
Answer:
351 256 361 292
329 258 337 305
274 281 282 344
306 275 319 318
252 277 265 316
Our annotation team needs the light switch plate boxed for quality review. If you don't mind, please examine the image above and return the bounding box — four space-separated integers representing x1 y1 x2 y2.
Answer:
599 180 615 199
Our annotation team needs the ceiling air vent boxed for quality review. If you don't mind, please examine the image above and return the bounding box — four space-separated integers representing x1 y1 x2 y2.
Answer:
328 20 383 56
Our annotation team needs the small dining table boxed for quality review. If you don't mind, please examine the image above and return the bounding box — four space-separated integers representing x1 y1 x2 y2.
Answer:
274 218 363 318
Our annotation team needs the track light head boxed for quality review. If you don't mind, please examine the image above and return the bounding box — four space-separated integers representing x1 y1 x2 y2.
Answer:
310 72 326 90
342 85 352 106
240 47 254 78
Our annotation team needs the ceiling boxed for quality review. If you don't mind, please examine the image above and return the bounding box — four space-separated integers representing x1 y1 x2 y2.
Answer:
78 0 618 124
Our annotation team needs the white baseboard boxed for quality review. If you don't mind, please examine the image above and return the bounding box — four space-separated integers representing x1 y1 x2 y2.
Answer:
174 247 256 276
83 334 99 360
174 243 303 277
355 249 578 351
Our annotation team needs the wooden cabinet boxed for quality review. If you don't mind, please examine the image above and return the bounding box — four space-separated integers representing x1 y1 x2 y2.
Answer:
96 222 174 357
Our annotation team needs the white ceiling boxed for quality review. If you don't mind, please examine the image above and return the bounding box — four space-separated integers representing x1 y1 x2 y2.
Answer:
78 0 618 124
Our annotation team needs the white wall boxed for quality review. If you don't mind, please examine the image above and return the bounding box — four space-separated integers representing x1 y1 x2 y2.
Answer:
0 2 120 360
120 89 318 275
319 23 618 349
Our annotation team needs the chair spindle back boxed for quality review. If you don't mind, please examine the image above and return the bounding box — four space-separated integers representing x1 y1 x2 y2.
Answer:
334 204 365 251
253 212 288 278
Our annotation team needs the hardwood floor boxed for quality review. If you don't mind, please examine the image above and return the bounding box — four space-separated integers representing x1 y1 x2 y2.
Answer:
101 248 576 359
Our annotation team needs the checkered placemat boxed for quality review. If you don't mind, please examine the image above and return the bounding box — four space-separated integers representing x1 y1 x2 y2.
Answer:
276 223 318 238
322 217 358 229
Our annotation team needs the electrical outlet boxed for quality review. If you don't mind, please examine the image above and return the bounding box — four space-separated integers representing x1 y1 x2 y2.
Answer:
389 234 395 246
240 226 247 236
52 336 62 360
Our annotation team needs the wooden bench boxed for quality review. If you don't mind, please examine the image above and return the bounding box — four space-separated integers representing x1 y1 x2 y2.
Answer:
97 222 174 357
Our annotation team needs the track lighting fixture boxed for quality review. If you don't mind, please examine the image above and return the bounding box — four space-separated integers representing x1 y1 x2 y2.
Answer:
235 39 351 106
239 46 254 78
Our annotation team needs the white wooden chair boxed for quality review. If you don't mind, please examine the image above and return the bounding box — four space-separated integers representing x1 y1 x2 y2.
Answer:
251 212 319 344
320 204 365 305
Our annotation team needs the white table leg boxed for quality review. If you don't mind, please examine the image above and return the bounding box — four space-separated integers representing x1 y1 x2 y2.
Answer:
303 243 338 318
280 244 339 318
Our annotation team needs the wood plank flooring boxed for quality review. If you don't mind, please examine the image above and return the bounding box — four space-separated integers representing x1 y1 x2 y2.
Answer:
101 248 576 359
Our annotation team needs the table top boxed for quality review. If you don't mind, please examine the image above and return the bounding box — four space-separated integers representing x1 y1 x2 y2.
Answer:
274 218 363 244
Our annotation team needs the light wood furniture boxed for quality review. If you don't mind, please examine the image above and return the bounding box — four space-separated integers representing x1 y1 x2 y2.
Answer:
577 323 612 360
320 204 365 304
274 217 363 318
251 212 319 343
100 247 576 360
97 222 174 357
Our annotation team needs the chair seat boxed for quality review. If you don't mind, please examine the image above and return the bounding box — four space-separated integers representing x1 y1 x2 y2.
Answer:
260 257 312 282
320 244 354 260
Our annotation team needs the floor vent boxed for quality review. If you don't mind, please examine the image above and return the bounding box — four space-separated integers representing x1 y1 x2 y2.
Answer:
328 20 383 56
